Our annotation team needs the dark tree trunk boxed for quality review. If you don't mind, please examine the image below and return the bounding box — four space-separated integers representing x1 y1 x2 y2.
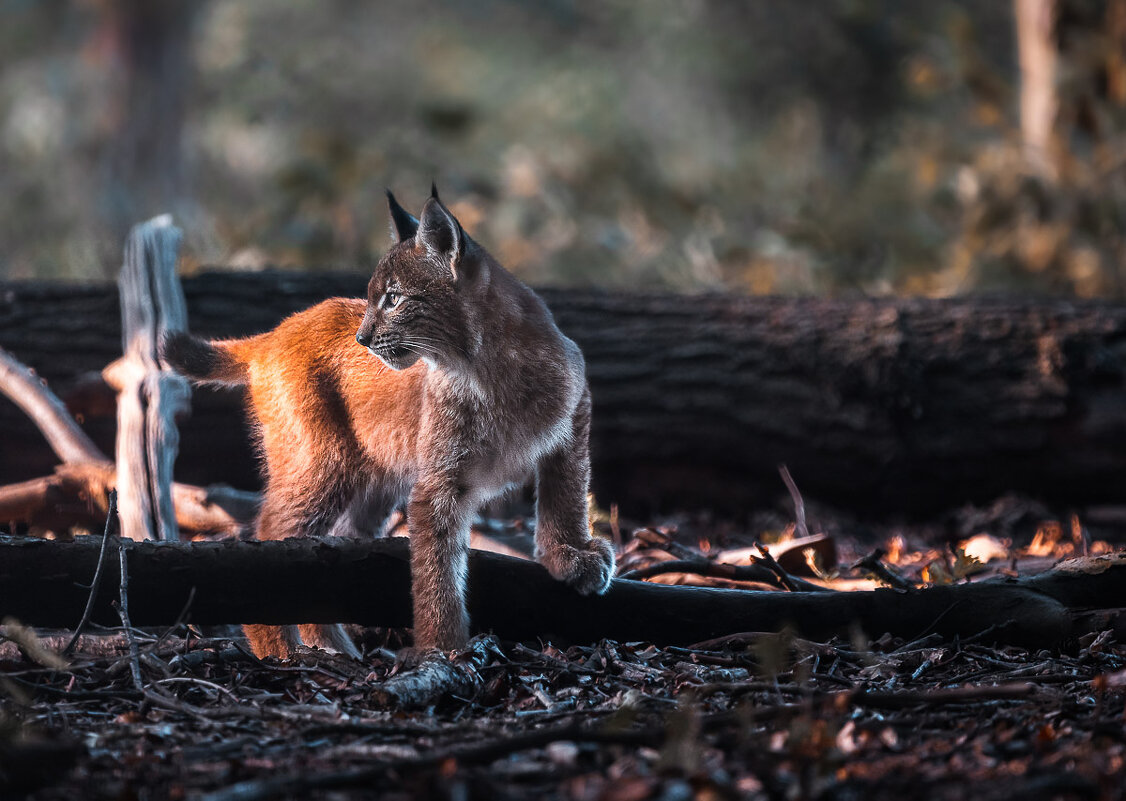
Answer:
4 271 1126 515
6 535 1124 648
96 0 199 254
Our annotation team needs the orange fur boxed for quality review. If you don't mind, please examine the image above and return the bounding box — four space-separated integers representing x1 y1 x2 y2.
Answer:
219 299 426 489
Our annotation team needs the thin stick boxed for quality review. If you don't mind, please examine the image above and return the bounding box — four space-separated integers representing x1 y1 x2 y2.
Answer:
753 542 799 592
141 685 222 726
150 676 241 706
609 503 622 552
114 541 144 692
852 548 913 591
848 681 1037 709
620 559 829 592
144 586 196 655
63 490 118 655
778 464 810 540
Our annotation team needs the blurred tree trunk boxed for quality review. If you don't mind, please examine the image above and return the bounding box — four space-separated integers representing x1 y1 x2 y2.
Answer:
1015 0 1126 175
95 0 200 248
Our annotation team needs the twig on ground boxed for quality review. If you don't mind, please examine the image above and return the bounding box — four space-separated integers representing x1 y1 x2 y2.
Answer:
114 542 143 693
0 618 68 670
141 685 223 726
852 548 913 590
149 676 242 706
620 558 828 592
687 631 842 653
753 542 800 592
847 682 1037 709
144 586 196 656
64 490 118 655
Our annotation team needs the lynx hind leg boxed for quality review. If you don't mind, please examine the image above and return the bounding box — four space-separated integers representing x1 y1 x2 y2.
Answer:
534 390 615 595
301 482 404 660
298 624 363 659
328 480 404 539
244 624 301 660
245 471 356 659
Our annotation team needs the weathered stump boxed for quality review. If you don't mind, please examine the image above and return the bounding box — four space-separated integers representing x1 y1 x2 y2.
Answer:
102 216 191 541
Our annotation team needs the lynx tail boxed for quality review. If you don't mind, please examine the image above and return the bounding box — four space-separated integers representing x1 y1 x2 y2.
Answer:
161 331 248 386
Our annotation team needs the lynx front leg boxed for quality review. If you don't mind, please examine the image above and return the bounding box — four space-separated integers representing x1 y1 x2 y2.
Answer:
535 388 615 595
406 476 472 651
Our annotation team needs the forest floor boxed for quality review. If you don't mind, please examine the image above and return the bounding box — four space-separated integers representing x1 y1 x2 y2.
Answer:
4 503 1126 801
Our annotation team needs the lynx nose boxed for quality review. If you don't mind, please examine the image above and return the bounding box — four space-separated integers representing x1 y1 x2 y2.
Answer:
356 330 371 347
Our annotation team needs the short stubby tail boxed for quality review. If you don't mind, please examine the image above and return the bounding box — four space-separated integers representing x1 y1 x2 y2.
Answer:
161 331 248 386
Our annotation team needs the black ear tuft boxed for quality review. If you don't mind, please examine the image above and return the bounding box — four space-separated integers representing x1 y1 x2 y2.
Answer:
417 195 464 278
430 182 440 201
386 190 419 242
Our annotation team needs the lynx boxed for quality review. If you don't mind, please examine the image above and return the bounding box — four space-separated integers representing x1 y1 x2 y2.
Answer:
163 188 615 659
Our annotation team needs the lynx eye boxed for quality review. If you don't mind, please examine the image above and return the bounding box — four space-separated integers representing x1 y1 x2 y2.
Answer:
382 291 403 310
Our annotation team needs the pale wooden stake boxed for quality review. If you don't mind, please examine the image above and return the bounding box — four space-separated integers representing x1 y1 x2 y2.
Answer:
107 215 191 541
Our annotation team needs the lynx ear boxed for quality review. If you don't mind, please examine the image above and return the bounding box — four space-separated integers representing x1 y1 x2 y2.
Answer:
386 190 419 242
417 194 465 279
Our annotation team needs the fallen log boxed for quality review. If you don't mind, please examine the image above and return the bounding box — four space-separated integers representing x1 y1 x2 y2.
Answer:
4 535 1124 648
5 272 1126 515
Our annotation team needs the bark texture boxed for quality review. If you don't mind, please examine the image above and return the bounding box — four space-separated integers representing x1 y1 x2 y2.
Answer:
107 216 190 541
3 535 1124 648
4 271 1126 514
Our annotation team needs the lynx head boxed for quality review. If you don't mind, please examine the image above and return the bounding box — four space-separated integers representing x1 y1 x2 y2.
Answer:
356 187 486 371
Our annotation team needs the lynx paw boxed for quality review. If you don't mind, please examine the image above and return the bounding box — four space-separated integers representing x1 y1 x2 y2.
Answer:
538 537 615 595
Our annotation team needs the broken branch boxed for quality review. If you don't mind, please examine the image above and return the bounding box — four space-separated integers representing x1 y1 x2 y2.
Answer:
0 347 252 536
620 558 829 592
0 346 105 465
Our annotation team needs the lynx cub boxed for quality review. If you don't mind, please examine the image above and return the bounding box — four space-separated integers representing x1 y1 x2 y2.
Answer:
164 188 615 659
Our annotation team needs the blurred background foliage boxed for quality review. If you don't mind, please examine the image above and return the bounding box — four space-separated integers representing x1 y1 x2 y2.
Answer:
1 0 1126 296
